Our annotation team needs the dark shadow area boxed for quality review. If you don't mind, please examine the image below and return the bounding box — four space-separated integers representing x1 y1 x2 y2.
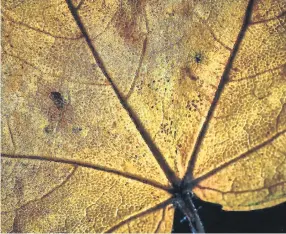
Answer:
173 197 286 233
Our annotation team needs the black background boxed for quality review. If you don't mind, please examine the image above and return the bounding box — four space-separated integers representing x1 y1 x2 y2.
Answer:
172 197 286 233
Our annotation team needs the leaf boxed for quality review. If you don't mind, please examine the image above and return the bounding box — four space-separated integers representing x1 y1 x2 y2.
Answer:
1 0 286 232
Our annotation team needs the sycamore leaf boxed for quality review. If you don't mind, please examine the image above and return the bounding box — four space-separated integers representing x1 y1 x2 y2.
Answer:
1 0 286 232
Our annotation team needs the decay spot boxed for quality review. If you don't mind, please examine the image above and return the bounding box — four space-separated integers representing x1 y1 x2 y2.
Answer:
49 91 66 110
72 126 82 134
194 52 203 64
180 66 198 81
114 0 146 45
14 177 24 199
44 125 54 134
36 84 74 134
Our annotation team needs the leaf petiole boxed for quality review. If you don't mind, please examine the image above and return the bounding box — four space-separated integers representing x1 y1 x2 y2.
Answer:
173 192 205 233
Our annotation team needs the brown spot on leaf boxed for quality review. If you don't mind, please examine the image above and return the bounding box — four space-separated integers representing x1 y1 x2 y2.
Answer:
14 177 24 199
114 0 146 45
72 126 82 133
281 65 286 77
44 125 54 134
180 66 198 81
36 83 74 132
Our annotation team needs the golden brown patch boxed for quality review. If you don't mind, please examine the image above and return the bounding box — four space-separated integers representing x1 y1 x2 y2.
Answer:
114 0 146 45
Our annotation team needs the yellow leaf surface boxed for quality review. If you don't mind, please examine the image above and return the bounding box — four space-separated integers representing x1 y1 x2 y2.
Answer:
1 0 286 232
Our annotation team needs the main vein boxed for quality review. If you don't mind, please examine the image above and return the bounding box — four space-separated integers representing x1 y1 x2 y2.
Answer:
65 0 180 188
183 0 255 186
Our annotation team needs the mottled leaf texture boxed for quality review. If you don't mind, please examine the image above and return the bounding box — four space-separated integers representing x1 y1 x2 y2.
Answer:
1 0 286 233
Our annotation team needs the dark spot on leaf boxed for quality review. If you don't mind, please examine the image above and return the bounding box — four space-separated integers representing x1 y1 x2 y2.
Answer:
194 52 202 63
49 91 65 110
72 126 82 133
44 125 53 134
14 177 24 198
181 66 198 81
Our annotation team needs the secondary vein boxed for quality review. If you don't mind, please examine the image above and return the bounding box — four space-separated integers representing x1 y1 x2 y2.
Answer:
1 153 171 192
185 129 286 190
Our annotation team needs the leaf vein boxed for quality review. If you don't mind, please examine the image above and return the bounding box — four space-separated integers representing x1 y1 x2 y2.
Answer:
65 0 180 187
105 199 172 233
1 153 171 192
189 129 286 188
183 0 256 185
